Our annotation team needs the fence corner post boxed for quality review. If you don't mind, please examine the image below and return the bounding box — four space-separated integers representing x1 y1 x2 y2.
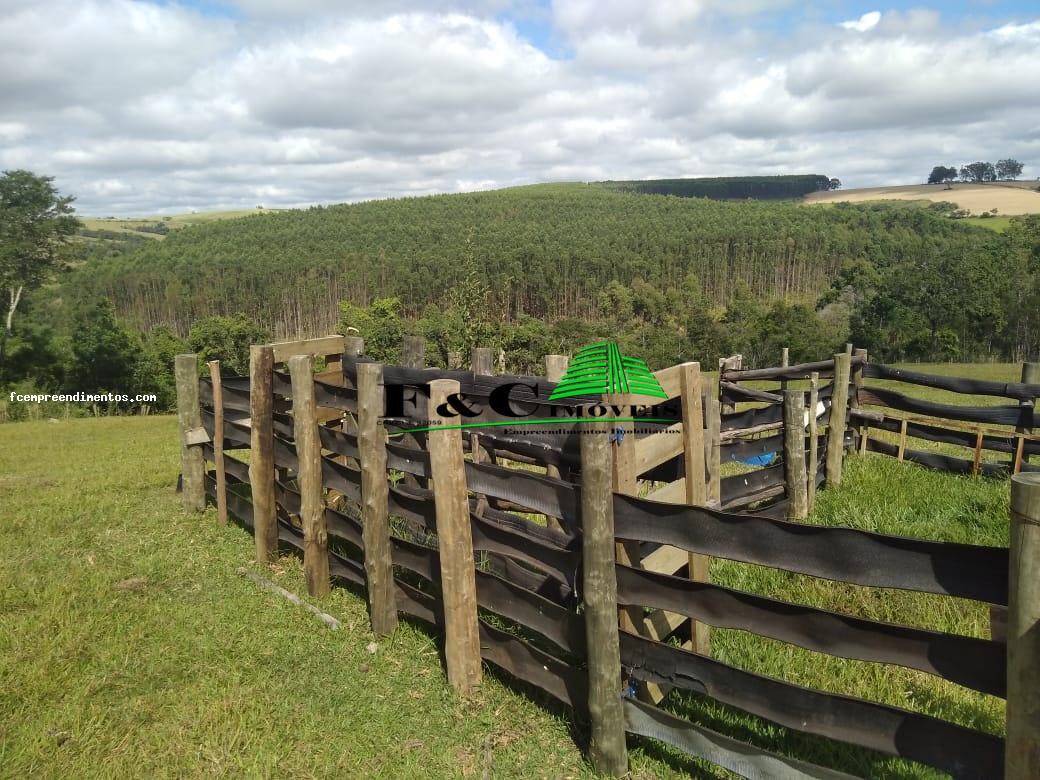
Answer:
288 354 330 596
783 389 808 520
428 378 482 696
357 361 398 637
580 418 629 777
175 353 206 513
249 344 278 562
207 359 228 524
826 351 851 486
1008 472 1040 779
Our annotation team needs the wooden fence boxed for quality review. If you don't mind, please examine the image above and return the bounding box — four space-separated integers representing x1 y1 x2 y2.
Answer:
175 336 1040 779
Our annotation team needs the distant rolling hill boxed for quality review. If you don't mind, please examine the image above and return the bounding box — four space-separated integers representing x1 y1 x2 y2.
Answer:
805 181 1040 216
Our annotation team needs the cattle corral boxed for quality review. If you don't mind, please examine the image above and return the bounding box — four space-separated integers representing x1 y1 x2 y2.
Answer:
176 335 1040 779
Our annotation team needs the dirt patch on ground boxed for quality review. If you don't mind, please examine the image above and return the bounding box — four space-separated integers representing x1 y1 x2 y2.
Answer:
805 182 1040 215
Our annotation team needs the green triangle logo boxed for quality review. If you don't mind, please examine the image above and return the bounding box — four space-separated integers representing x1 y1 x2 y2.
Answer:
548 342 667 400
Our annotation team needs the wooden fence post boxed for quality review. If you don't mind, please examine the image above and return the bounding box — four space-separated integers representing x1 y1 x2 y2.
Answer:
249 344 278 562
402 335 425 369
175 354 206 513
545 354 569 383
826 352 851 486
1007 473 1040 779
807 372 819 513
851 348 867 450
783 390 808 520
580 419 629 777
606 393 643 636
471 347 494 376
718 355 741 415
357 361 397 636
780 347 789 392
707 397 722 506
428 379 482 695
681 363 710 654
288 355 330 597
543 354 570 531
1018 362 1038 468
207 360 228 525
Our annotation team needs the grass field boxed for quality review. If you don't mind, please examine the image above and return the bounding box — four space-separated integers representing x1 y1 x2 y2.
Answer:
958 215 1014 232
0 363 1017 778
805 181 1040 216
80 209 286 239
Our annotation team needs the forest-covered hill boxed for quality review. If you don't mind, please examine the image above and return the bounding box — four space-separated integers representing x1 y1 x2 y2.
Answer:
74 183 1010 344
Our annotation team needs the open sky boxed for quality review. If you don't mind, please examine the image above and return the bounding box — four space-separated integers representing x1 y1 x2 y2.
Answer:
1 0 1037 215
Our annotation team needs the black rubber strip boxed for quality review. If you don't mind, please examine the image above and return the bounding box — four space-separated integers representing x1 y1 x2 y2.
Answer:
616 565 1005 697
622 698 858 780
861 414 1040 456
864 363 1040 401
860 386 1029 428
865 438 1039 477
620 632 1002 779
612 494 1008 605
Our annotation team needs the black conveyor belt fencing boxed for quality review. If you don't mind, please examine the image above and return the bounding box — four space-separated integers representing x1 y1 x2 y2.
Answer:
177 335 1037 779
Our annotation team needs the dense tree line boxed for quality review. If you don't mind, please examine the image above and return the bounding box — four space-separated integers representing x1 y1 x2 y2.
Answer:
602 175 838 199
928 159 1025 183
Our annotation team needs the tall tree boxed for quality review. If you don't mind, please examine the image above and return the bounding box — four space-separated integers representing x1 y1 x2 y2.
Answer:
996 158 1024 180
959 161 996 183
0 170 80 382
927 165 957 184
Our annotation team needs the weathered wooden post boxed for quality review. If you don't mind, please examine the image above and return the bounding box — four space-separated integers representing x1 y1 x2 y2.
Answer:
545 354 569 383
471 347 494 377
718 355 741 415
249 344 278 562
826 352 851 486
357 361 397 636
1018 363 1038 468
807 372 819 513
428 378 482 695
543 354 570 531
175 354 206 513
706 396 722 507
680 363 710 654
402 335 425 369
1007 473 1040 779
780 347 789 392
783 389 808 520
606 392 643 635
288 355 330 597
580 419 629 777
207 360 228 525
851 348 867 450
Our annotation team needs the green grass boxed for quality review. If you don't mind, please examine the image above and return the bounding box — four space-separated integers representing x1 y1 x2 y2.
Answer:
958 216 1013 232
0 417 638 779
677 455 1007 778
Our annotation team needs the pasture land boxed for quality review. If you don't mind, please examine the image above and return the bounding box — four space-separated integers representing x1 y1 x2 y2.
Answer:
805 181 1040 216
81 209 284 238
0 361 1016 777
